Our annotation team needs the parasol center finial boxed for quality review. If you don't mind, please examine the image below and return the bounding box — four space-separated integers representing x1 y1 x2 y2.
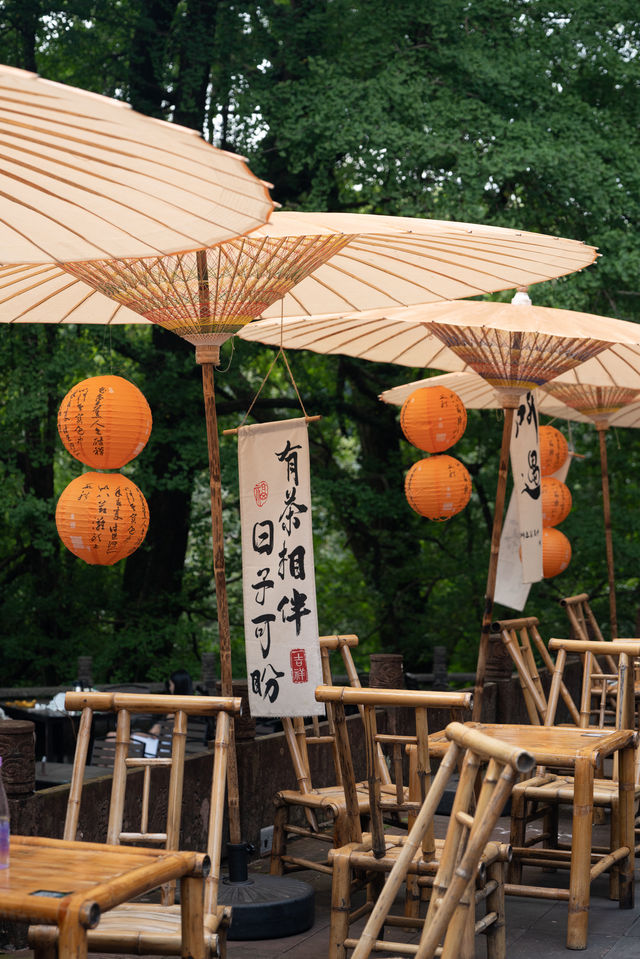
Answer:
511 287 532 306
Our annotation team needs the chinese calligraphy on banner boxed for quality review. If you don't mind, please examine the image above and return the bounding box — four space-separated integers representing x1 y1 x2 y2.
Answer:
238 418 324 717
508 391 543 584
495 454 571 610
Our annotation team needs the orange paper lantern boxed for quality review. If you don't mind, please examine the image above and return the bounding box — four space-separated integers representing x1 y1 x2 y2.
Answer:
405 454 472 521
542 527 572 578
400 386 467 453
541 477 572 527
539 425 569 476
58 375 152 469
56 472 149 565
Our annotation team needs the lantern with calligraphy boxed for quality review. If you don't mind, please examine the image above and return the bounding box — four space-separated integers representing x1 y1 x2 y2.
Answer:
542 527 572 578
541 477 572 527
56 472 149 565
405 454 472 521
400 386 467 453
539 425 569 476
58 375 152 469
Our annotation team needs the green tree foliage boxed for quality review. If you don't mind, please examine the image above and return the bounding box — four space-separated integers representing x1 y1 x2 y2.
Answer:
1 1 640 686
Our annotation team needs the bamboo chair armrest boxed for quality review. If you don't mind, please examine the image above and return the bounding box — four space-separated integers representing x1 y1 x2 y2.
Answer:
315 685 472 711
65 691 243 715
549 638 640 658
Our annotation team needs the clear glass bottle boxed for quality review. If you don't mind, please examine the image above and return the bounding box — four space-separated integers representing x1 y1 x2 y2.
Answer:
0 756 9 868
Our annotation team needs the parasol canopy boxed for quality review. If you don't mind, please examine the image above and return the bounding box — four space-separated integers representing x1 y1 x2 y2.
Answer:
0 211 599 326
240 299 640 381
379 370 592 422
0 63 274 262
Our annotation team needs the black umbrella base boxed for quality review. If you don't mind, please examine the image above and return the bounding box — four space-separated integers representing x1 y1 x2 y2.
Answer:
219 873 315 940
218 843 315 940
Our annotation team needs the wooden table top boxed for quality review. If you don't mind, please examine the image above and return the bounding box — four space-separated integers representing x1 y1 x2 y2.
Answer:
0 835 206 926
429 722 637 766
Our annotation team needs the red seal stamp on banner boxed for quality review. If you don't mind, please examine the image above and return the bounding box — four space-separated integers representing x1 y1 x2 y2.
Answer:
290 649 308 684
253 481 269 507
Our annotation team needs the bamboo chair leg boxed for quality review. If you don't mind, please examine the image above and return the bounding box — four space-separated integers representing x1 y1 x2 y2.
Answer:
330 850 354 959
542 802 559 873
486 860 507 959
508 791 526 884
32 929 58 959
270 803 288 876
567 757 594 951
404 870 421 918
609 798 620 902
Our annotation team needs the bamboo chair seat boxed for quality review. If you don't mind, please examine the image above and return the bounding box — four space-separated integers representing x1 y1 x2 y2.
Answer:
28 690 241 959
319 702 535 959
514 772 640 806
71 902 231 955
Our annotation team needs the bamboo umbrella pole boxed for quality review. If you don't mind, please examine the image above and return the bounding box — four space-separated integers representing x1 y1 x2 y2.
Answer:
197 349 241 844
194 250 241 845
472 401 517 721
596 422 618 638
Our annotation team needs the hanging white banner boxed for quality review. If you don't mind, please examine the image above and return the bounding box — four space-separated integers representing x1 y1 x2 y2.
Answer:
238 418 323 717
509 391 543 584
495 442 571 611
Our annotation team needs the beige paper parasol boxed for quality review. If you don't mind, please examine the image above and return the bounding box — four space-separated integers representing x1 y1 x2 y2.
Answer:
541 382 640 637
379 369 592 420
241 298 640 718
1 210 599 320
0 63 274 262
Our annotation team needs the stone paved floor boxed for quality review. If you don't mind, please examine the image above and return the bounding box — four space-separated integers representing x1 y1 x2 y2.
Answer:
223 814 640 959
2 814 640 959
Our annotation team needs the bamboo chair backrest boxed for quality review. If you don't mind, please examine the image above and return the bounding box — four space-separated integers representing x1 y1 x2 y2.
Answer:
548 639 640 784
316 686 473 862
561 592 617 671
497 616 580 726
63 691 241 913
349 721 535 959
282 634 391 797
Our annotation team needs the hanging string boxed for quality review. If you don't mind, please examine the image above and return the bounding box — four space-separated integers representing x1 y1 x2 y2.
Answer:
216 334 235 374
223 302 319 435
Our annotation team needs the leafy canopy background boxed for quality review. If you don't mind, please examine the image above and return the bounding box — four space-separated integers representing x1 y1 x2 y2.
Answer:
1 0 639 686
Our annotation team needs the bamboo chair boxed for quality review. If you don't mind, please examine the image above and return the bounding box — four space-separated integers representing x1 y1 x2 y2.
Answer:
561 593 640 710
316 686 512 959
508 638 640 900
28 690 242 959
271 634 394 876
496 616 581 726
345 721 535 959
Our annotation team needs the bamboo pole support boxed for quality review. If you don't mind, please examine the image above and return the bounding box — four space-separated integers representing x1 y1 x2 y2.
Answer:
193 248 241 844
473 402 517 721
198 352 241 845
597 423 618 638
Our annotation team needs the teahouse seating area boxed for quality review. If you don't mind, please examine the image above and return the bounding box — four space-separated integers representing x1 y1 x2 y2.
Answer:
2 598 640 959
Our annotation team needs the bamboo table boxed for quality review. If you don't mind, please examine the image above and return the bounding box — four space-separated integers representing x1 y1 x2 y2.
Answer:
0 835 209 959
431 723 636 950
